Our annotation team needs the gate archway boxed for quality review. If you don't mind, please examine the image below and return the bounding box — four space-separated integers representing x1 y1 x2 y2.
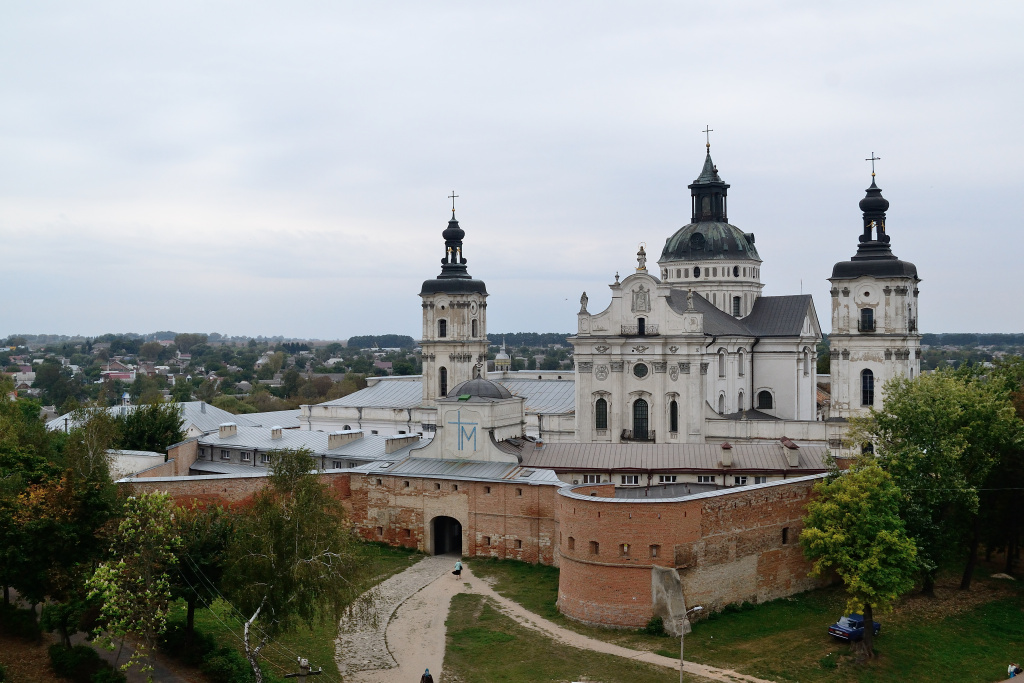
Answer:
431 516 463 555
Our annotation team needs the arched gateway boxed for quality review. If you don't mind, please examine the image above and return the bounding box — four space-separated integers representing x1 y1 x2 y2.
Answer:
431 516 463 555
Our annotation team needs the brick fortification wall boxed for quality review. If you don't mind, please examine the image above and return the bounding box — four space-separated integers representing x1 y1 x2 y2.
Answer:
555 476 827 629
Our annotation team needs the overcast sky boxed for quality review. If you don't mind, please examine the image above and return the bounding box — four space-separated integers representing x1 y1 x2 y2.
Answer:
2 1 1022 340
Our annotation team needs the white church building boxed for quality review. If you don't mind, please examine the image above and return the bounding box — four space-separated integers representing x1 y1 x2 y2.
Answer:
300 145 921 456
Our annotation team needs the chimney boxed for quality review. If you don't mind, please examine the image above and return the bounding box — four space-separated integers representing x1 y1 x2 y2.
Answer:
271 426 282 440
328 430 363 450
720 441 733 468
219 422 237 438
781 437 799 467
201 402 206 414
385 434 421 454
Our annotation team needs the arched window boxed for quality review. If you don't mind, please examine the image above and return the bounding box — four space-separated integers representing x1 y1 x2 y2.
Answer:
343 425 351 430
757 390 773 410
861 369 874 406
718 350 727 377
438 319 447 338
633 399 649 440
803 349 811 376
471 319 478 337
738 349 745 376
733 266 739 277
669 400 678 433
439 367 448 397
595 398 608 430
737 391 744 411
718 394 725 414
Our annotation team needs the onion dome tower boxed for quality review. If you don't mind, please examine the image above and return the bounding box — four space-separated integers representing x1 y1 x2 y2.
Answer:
828 161 921 425
658 142 764 317
419 198 490 414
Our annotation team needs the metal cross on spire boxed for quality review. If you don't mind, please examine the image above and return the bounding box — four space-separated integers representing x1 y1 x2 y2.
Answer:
703 125 713 149
865 153 880 178
448 190 459 216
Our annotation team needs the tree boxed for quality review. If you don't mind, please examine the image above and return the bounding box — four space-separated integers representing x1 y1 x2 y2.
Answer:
170 503 234 649
173 334 208 354
224 448 364 682
801 461 918 657
114 402 185 454
853 369 1020 593
139 342 163 361
88 492 179 679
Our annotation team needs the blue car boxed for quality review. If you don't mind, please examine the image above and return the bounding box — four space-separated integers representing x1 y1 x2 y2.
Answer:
828 614 881 641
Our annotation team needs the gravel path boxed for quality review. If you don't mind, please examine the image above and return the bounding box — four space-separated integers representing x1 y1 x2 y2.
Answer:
336 556 776 683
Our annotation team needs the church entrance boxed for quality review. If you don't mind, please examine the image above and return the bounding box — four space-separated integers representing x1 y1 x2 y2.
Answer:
431 516 462 555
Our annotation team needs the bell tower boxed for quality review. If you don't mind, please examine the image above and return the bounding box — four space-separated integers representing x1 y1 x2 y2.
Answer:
828 161 921 426
419 199 489 417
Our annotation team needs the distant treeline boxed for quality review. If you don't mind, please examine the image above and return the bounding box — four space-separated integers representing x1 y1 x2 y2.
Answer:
487 333 572 348
922 333 1024 348
347 334 417 349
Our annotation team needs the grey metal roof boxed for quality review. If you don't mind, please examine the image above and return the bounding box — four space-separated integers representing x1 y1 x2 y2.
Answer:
714 409 779 421
518 442 829 473
351 456 564 485
47 401 260 434
190 461 272 476
558 472 829 504
246 409 302 429
742 295 816 337
498 379 576 414
198 425 425 460
615 482 720 499
318 380 423 409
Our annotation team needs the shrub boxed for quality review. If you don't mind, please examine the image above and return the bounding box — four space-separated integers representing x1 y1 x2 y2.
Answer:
48 644 103 682
90 669 127 683
0 662 6 682
201 647 254 683
642 616 667 636
0 603 42 641
159 618 217 666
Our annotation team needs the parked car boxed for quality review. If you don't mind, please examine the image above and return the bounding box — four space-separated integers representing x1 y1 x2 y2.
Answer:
828 614 881 641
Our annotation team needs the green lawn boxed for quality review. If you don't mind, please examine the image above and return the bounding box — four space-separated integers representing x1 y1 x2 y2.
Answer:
466 558 1024 682
170 541 425 681
444 592 701 683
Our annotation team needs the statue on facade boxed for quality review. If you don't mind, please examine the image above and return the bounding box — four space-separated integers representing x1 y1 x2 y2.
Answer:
580 291 589 314
637 243 647 271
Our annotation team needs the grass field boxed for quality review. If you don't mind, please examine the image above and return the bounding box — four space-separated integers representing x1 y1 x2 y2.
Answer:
170 541 425 681
443 592 702 683
467 558 1024 682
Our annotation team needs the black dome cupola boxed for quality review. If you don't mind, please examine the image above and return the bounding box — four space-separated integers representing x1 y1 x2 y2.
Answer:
420 197 488 296
689 145 730 223
859 178 891 244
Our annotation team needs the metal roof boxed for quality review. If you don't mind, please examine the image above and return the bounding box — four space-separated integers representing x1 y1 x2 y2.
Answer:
47 401 260 434
558 472 829 504
743 295 816 337
246 409 302 429
351 456 564 485
519 442 829 473
198 425 425 460
318 380 423 409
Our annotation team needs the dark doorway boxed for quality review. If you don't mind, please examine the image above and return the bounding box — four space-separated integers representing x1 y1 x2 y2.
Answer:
431 516 462 555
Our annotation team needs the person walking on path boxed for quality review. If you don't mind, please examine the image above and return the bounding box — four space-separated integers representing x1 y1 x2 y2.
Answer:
452 559 462 578
420 668 434 683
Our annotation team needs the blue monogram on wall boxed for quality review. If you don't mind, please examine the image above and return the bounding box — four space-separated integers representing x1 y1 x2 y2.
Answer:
447 410 478 451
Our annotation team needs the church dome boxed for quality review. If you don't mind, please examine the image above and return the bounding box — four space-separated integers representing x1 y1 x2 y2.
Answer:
831 178 918 281
444 378 513 400
420 213 488 296
660 222 760 263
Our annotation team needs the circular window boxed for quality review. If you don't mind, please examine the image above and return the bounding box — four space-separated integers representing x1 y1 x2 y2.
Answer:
633 363 649 378
694 266 701 277
689 232 706 250
863 291 870 298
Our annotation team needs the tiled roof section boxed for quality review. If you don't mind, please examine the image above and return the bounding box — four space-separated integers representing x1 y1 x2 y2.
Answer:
666 291 752 336
518 442 829 473
318 379 423 409
742 295 814 337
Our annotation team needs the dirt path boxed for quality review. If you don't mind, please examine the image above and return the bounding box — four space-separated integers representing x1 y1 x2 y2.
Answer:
336 556 775 683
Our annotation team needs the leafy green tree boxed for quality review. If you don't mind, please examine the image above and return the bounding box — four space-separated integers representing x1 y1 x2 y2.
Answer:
114 403 185 454
139 342 163 361
170 503 234 649
853 369 1021 593
801 461 917 657
171 382 193 403
224 448 363 682
173 334 208 354
88 492 179 679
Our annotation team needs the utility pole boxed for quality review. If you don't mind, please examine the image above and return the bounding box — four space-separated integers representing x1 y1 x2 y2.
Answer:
284 658 322 683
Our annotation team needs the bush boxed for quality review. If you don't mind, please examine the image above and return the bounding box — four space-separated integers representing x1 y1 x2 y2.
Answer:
642 616 667 636
0 603 42 641
159 618 217 666
90 669 127 683
48 644 103 682
201 647 254 683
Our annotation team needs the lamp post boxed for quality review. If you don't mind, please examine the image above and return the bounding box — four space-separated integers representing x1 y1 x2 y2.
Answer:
679 605 703 683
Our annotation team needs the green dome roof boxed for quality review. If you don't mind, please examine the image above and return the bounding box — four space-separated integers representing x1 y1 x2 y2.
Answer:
660 222 760 263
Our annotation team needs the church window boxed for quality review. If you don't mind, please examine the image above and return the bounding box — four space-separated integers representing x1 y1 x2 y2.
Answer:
439 367 448 397
733 266 739 277
803 349 811 376
343 424 351 430
743 267 747 276
676 269 681 278
638 317 646 336
718 350 727 377
738 391 744 410
471 319 478 337
713 267 718 277
693 266 701 277
684 268 690 277
632 399 649 439
738 349 745 376
718 394 725 414
757 390 773 410
595 398 608 430
669 400 678 433
860 308 874 332
438 319 447 338
732 296 741 317
633 363 649 378
861 369 875 406
862 442 874 455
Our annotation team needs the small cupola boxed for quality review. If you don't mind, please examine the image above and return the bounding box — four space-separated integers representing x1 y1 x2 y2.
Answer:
689 144 730 223
420 197 488 296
